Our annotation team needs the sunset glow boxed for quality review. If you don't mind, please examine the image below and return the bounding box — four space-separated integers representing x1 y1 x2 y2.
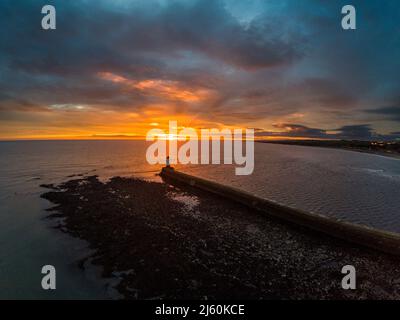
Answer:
1 1 399 141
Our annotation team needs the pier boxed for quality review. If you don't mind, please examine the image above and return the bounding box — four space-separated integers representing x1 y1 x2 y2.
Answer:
160 166 400 256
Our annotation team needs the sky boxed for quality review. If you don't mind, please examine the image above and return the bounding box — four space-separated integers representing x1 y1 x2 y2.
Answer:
0 0 399 140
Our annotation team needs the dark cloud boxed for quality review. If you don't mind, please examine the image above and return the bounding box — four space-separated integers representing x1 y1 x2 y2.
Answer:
255 123 328 138
365 106 400 122
1 0 301 74
0 0 303 120
333 125 374 140
275 123 328 138
296 78 357 109
256 123 398 141
0 0 400 137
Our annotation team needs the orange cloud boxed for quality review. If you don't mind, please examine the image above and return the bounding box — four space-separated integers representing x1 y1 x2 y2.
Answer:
98 72 214 103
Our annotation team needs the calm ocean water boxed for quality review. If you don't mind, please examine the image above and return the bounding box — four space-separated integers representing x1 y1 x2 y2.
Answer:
0 140 400 298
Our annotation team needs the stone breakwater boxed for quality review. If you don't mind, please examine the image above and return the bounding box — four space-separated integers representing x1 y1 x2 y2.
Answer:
160 167 400 256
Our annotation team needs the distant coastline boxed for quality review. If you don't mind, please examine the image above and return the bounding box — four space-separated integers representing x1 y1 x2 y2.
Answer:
257 140 400 159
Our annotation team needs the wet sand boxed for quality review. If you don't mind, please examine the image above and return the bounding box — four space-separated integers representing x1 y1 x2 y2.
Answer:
41 175 400 299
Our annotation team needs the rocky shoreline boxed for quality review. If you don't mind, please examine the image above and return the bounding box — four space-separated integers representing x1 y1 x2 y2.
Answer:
41 175 400 299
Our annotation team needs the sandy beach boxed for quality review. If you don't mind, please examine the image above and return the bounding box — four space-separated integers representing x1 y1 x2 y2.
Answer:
40 175 400 300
